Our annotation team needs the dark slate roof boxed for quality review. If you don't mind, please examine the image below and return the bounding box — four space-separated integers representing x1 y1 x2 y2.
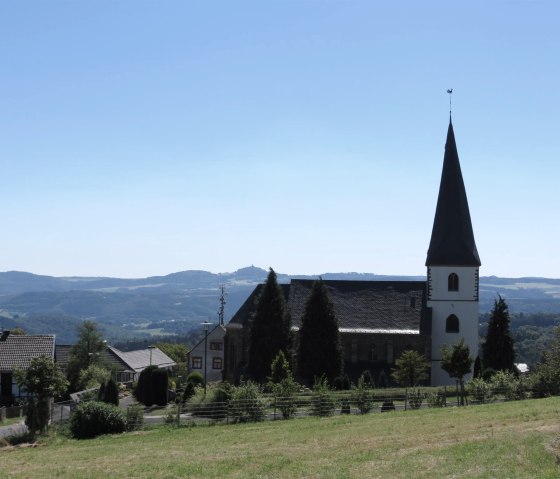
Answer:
228 280 428 334
0 334 55 372
426 121 481 267
288 280 426 333
228 283 290 326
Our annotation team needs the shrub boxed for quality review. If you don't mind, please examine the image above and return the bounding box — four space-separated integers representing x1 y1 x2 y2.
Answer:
360 370 374 388
229 382 266 423
134 365 158 406
126 404 144 431
427 391 446 408
70 401 127 439
378 370 388 388
151 368 169 406
407 389 424 410
333 374 352 391
182 382 196 403
352 376 375 414
187 383 230 419
467 378 493 403
490 370 525 401
271 377 300 419
164 406 178 424
134 366 168 406
186 371 204 386
340 397 351 414
99 378 119 406
310 377 335 417
380 401 395 412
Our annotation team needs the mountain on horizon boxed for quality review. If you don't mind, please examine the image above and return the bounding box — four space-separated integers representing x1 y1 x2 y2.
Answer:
0 267 559 343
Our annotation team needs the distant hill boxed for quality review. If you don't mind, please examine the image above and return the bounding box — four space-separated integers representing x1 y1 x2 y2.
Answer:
0 267 559 342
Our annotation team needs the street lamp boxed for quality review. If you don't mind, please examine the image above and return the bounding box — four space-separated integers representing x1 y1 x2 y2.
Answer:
148 345 156 366
201 320 212 396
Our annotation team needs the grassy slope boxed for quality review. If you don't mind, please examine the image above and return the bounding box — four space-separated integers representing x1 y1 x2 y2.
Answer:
2 398 560 479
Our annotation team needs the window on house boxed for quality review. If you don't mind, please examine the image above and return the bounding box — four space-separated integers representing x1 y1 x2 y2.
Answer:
212 357 223 369
448 273 459 291
192 357 202 369
368 344 377 361
210 341 223 351
446 314 460 333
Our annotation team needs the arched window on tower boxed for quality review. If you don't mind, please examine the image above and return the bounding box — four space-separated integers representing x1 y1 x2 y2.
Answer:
446 314 460 333
448 273 459 292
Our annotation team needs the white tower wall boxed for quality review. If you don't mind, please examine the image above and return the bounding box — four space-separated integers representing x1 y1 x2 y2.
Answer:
428 266 479 385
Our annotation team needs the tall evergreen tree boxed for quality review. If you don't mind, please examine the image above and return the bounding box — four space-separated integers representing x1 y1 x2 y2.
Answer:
248 268 291 382
483 295 515 372
297 279 342 385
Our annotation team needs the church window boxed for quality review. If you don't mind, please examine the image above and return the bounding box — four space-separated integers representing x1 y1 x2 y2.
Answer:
368 344 377 361
385 341 394 364
351 340 358 362
410 297 416 308
445 314 460 333
448 273 459 292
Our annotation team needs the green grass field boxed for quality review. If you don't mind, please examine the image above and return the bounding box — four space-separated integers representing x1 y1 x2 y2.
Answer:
2 398 560 479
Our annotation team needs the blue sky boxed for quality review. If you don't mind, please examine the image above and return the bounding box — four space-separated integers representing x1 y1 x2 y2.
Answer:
1 1 558 278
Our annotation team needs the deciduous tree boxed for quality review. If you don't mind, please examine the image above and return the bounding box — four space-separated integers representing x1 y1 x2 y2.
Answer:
15 356 68 439
66 321 106 391
440 338 473 405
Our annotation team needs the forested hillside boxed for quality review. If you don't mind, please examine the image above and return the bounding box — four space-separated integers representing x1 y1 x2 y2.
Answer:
0 267 559 345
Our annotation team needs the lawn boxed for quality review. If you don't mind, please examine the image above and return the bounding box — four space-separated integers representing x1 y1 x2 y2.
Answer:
2 398 560 478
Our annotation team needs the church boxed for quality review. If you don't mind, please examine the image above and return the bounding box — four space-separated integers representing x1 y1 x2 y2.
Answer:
223 119 481 386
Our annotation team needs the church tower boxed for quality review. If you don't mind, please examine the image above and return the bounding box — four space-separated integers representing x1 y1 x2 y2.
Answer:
426 120 481 385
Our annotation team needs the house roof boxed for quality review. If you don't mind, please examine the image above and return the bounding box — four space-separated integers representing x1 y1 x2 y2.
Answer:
188 324 226 353
228 279 428 334
107 346 176 373
0 334 55 372
426 121 481 267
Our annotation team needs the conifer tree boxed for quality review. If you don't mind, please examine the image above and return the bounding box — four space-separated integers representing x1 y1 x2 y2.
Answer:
483 295 515 372
297 279 342 385
391 350 429 387
248 268 291 382
103 378 120 406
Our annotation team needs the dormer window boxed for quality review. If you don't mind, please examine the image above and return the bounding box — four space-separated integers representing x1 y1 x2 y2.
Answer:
448 273 459 292
446 314 460 333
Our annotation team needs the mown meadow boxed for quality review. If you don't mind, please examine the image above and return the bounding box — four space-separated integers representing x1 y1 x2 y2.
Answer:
2 397 560 479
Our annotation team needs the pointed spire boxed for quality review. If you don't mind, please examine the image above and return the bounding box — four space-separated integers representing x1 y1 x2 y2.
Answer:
426 121 481 266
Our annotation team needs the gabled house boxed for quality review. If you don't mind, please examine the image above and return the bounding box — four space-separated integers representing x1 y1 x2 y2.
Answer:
55 343 176 383
187 324 226 383
0 333 56 405
105 346 176 382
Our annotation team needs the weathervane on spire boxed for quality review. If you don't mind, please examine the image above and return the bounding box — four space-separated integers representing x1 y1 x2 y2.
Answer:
447 88 453 118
